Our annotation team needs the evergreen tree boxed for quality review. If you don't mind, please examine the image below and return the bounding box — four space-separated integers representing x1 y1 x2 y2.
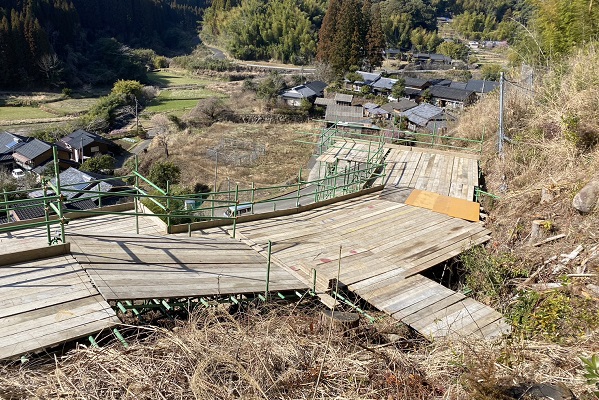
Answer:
316 0 343 63
366 4 385 69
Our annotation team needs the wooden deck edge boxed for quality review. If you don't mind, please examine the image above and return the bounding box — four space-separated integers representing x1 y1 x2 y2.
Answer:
384 143 481 160
0 242 71 266
168 185 385 234
0 202 135 230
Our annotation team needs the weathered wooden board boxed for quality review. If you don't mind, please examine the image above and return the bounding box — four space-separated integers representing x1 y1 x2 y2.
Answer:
0 256 118 360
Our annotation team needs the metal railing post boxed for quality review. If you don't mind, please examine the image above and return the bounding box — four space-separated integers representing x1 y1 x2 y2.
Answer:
265 240 272 300
166 180 171 229
134 156 139 234
232 184 239 239
52 146 65 244
251 182 255 214
42 180 51 245
2 189 9 223
296 168 302 208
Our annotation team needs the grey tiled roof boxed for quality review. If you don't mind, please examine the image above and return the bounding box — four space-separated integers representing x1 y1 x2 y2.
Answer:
13 139 51 160
429 85 475 102
466 79 499 93
404 77 429 89
61 129 112 149
0 132 28 155
305 81 327 96
386 99 418 112
449 82 468 90
355 71 381 85
281 85 317 99
371 77 397 90
29 167 126 200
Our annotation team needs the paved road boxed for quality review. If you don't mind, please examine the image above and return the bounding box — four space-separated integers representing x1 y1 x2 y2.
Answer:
207 46 226 60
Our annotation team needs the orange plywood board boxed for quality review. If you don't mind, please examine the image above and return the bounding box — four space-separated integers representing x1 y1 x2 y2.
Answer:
405 189 480 222
405 189 439 209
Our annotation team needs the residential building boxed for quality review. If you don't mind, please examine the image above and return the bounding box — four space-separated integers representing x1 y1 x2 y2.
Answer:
0 132 28 171
465 79 499 95
400 103 456 133
371 77 398 97
334 93 354 106
12 139 70 173
59 129 116 163
428 85 477 109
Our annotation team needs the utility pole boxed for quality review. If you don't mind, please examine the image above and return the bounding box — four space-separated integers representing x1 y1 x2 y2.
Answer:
498 72 505 155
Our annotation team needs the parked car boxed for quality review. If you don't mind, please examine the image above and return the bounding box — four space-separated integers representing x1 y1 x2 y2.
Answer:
11 168 25 179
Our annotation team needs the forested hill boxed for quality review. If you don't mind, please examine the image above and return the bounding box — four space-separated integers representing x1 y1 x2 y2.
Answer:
0 0 204 89
201 0 529 65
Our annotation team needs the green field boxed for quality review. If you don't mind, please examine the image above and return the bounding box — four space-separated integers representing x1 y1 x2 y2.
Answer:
160 88 227 99
145 86 228 114
145 98 202 113
0 106 56 121
42 98 98 116
147 70 212 87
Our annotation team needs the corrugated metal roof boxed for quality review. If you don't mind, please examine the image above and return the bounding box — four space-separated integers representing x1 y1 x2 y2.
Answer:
315 97 336 106
334 93 354 103
400 103 445 127
325 104 370 124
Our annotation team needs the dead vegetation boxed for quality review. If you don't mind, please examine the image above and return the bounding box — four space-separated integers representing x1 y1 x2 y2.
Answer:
1 304 598 399
132 122 315 199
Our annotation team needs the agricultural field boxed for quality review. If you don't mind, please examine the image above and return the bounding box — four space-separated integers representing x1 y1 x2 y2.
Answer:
145 88 228 114
147 70 213 87
41 98 99 116
144 70 230 116
0 106 57 121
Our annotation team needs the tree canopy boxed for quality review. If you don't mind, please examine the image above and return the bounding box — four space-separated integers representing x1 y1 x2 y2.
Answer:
0 0 203 89
316 0 386 74
202 0 325 64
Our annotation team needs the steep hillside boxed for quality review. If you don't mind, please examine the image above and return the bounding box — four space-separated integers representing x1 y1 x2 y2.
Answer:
452 45 599 345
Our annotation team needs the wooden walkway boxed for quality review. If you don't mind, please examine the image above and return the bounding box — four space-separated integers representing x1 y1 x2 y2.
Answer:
232 194 510 339
376 144 479 201
0 212 166 258
69 231 307 301
0 255 119 360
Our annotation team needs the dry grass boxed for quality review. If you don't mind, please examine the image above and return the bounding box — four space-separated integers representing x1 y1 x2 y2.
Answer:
137 122 316 199
451 45 599 258
1 305 597 399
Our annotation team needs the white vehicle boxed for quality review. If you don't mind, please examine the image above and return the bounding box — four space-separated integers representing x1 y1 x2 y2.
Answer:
223 203 252 217
11 168 25 179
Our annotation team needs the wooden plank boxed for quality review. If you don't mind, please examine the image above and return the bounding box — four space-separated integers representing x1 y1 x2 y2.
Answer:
401 293 466 326
0 317 117 360
418 299 489 337
0 294 109 327
0 287 97 319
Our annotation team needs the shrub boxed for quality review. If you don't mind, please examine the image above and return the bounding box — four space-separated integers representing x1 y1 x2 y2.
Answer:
79 155 116 174
148 161 181 190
